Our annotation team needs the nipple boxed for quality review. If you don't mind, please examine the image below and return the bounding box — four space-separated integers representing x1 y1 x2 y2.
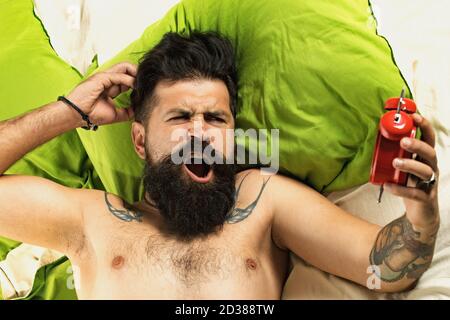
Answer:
245 258 258 270
112 256 125 269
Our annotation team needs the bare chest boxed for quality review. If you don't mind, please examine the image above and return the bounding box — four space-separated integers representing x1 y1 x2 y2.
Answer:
75 225 287 299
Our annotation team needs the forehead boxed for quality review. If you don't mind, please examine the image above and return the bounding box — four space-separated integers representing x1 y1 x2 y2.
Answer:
152 79 231 114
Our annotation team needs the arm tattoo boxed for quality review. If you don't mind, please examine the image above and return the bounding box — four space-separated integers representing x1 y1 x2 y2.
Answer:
226 173 271 224
370 214 437 283
104 192 143 222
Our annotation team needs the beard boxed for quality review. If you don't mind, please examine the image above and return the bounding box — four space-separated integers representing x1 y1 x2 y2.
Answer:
142 139 236 240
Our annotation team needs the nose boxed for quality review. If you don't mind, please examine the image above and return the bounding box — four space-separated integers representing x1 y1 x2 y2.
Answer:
187 116 209 140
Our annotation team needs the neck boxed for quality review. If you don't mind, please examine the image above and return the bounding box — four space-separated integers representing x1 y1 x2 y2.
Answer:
133 192 160 216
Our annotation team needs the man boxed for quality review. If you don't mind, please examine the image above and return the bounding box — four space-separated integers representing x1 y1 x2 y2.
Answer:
0 32 440 299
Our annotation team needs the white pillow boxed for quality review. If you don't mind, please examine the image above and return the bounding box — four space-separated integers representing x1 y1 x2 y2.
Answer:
33 0 179 74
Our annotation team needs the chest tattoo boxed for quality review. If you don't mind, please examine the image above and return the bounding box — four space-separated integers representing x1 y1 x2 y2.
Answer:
104 192 144 222
226 173 271 224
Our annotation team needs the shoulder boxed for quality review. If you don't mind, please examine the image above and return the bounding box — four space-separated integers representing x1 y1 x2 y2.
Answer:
83 189 123 208
82 189 143 222
73 189 136 236
62 186 144 224
70 190 142 257
236 168 283 182
236 170 320 214
236 169 311 196
235 169 273 199
228 170 273 223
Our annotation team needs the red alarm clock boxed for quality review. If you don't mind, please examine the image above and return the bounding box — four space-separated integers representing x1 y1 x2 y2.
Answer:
370 88 417 203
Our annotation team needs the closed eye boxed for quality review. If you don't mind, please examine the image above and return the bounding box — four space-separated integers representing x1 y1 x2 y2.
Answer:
169 114 190 121
205 115 226 123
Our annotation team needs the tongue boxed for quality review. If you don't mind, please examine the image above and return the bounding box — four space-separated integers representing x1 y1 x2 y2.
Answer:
186 163 209 178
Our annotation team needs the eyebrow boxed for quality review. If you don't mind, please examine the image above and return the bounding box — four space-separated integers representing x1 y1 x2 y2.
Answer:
166 108 192 116
204 110 227 118
165 108 228 118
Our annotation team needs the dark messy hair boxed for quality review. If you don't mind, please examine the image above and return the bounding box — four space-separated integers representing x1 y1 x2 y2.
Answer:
130 31 238 124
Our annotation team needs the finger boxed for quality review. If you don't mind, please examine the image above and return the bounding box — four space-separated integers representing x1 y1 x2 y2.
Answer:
98 72 135 93
412 113 436 148
400 137 438 171
106 85 121 99
384 183 430 202
106 83 133 99
114 107 135 123
393 158 435 181
105 62 138 77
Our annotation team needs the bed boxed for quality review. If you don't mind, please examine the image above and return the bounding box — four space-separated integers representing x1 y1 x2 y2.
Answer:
1 0 449 299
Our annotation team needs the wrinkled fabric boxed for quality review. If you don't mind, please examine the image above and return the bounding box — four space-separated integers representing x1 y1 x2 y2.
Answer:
79 0 411 204
0 0 103 300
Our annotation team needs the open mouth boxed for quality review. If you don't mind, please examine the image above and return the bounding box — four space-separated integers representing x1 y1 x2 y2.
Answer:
183 156 213 183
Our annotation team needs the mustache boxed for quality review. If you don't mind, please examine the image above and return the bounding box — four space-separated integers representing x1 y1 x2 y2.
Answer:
172 136 225 165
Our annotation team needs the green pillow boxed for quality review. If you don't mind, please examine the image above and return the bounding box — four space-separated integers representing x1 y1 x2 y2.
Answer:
0 0 102 188
0 0 102 300
79 0 412 202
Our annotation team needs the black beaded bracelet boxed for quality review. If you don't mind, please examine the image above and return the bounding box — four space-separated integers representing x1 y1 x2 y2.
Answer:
57 96 98 131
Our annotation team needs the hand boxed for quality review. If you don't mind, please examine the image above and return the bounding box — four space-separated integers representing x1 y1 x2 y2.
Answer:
66 62 137 126
384 113 439 235
383 113 440 235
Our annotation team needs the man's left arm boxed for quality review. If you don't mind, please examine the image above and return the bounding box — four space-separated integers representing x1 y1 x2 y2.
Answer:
270 113 439 293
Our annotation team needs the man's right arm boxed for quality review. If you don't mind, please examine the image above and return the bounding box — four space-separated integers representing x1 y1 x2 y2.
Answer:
0 175 88 254
0 100 91 254
0 62 136 255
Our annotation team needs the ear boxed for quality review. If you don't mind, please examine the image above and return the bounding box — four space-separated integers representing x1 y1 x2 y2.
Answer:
131 121 146 160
